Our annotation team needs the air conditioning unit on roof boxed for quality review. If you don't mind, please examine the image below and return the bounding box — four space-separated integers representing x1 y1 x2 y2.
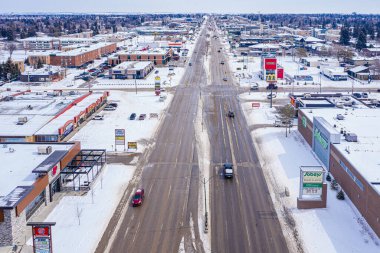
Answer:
37 146 52 155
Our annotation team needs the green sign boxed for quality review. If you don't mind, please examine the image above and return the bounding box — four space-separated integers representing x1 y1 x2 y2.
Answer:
314 128 328 150
302 116 307 128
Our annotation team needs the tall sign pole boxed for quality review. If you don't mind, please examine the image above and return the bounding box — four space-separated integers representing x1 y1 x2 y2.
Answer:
27 222 56 253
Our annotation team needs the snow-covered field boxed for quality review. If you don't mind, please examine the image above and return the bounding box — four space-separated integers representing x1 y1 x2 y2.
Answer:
70 91 173 152
27 164 135 253
241 98 380 253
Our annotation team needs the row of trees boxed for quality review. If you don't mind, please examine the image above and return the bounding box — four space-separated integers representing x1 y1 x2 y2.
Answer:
340 26 368 50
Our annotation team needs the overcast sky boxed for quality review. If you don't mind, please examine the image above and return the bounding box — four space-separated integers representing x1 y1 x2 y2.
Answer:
2 0 380 14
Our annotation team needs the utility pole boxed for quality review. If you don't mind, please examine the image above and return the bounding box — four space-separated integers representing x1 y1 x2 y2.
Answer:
203 178 208 233
135 74 138 94
319 72 322 93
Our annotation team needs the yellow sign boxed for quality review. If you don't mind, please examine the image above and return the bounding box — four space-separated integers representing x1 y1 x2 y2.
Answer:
128 142 138 150
155 76 161 81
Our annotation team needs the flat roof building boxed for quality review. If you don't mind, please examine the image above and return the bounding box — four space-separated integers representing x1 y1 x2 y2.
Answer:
0 142 80 246
298 107 380 237
109 61 154 79
108 48 173 66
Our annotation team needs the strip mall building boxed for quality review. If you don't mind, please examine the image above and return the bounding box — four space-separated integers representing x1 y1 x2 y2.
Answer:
298 107 380 237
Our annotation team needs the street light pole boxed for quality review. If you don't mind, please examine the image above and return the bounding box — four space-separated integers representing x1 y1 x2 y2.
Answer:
203 177 208 233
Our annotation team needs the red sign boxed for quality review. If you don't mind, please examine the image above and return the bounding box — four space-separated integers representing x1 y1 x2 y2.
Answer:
52 165 58 176
277 68 284 79
252 102 261 108
33 227 50 237
264 58 277 70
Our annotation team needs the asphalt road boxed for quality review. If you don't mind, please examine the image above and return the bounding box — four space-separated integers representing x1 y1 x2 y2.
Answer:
95 25 208 253
204 22 289 253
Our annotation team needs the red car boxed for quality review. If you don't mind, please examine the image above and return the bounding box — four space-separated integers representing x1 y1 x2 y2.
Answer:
132 188 145 206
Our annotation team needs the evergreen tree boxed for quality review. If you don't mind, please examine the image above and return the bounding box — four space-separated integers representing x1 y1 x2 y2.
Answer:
356 31 367 50
339 27 350 45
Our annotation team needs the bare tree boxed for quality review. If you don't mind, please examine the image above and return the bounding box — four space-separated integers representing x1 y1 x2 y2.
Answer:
6 43 16 60
296 47 307 59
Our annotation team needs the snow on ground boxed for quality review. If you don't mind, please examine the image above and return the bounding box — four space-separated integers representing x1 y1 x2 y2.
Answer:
70 91 173 152
27 164 135 253
241 98 380 253
226 54 380 90
93 67 185 89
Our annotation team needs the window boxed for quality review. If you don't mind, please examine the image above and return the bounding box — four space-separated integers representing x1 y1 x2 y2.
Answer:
339 160 364 191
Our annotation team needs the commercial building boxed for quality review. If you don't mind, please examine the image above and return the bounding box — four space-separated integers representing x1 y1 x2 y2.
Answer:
0 91 108 142
109 61 154 79
20 67 63 82
0 142 80 246
108 48 172 66
298 107 380 238
20 37 96 50
49 42 117 68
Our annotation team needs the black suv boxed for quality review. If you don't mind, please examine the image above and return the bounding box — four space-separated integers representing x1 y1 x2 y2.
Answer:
223 163 234 179
129 113 136 120
227 111 235 118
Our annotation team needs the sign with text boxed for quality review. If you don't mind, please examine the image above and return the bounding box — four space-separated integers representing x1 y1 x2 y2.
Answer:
128 142 138 150
28 222 55 253
115 129 125 146
299 166 325 198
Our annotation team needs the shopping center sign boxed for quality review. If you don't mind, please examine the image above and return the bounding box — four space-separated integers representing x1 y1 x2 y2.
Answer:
314 128 328 150
299 166 325 197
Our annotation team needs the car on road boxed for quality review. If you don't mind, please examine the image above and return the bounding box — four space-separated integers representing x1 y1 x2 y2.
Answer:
104 105 116 111
132 188 145 207
129 113 136 120
267 93 277 99
353 92 362 98
217 50 221 53
223 77 227 81
250 83 259 91
189 62 192 66
93 114 104 120
223 163 234 179
266 84 278 90
139 114 146 120
227 111 235 118
220 61 225 65
362 92 369 98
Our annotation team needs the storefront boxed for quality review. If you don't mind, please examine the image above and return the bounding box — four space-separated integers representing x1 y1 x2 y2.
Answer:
312 117 340 170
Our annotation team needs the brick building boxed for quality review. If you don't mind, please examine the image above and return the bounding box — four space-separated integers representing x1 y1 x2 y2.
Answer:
108 48 173 66
0 142 80 246
298 107 380 237
50 42 117 68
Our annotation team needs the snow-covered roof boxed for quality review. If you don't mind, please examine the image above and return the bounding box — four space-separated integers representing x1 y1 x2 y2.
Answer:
349 65 369 73
21 66 62 76
301 108 380 192
54 42 114 57
305 36 325 43
249 43 280 49
0 143 74 208
111 61 152 71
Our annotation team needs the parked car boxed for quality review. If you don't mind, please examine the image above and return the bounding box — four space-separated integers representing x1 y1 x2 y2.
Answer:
220 61 225 65
108 102 118 108
88 68 97 73
223 77 227 81
223 163 234 179
104 105 116 111
93 115 104 120
139 114 146 120
362 92 369 98
353 93 362 98
129 113 136 120
132 188 145 207
267 93 277 99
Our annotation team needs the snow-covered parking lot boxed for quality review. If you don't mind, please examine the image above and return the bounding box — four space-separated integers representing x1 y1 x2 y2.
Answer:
70 91 173 152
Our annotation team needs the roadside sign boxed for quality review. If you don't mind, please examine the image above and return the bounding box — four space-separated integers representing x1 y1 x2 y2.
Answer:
252 102 260 108
27 222 55 253
115 129 126 150
128 142 138 150
299 166 325 198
